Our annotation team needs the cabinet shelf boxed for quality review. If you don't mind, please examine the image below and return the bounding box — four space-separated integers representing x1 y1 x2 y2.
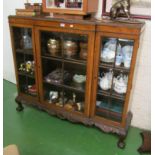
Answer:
42 55 86 66
42 55 62 63
96 107 122 118
98 89 125 101
63 58 86 66
99 64 130 73
16 48 33 55
42 52 62 59
18 71 35 79
43 80 85 93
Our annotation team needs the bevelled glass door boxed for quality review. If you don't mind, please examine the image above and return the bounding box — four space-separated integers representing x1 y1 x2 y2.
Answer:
39 30 89 114
11 26 38 98
94 36 134 123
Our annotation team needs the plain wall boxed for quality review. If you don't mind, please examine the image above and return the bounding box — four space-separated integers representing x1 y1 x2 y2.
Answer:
3 0 151 130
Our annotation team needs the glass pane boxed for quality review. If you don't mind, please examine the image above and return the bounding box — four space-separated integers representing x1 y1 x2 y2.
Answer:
100 37 118 67
96 95 110 119
112 71 128 97
41 31 62 58
108 99 123 122
115 39 134 70
46 0 83 10
95 95 123 122
63 33 88 61
64 62 86 91
63 88 85 112
13 27 32 51
43 58 63 85
98 67 113 95
43 82 63 106
18 75 37 96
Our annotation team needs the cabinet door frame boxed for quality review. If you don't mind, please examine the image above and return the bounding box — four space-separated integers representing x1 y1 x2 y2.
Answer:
90 31 140 127
34 26 95 117
9 23 40 102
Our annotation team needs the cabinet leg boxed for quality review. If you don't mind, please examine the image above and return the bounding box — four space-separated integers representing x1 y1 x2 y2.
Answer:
117 135 126 149
16 101 24 112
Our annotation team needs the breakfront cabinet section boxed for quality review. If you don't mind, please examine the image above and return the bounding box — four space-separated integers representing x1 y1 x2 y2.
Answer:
9 24 39 104
89 22 144 132
34 26 95 117
8 16 144 148
91 32 140 128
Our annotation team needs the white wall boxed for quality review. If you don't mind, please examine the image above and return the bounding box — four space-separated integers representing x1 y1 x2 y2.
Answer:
3 0 151 130
3 0 24 83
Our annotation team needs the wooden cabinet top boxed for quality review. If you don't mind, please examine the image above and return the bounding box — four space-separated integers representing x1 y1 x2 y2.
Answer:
8 15 145 35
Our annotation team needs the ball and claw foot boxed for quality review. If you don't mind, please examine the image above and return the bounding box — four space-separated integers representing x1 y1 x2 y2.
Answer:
16 102 24 112
117 141 126 149
117 136 126 149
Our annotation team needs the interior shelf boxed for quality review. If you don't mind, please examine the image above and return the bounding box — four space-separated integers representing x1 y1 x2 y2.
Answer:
96 107 122 117
16 48 33 55
97 90 125 101
18 71 35 79
43 80 85 93
99 64 130 73
42 54 86 65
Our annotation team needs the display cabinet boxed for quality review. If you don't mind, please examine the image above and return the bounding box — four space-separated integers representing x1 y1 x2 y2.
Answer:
9 16 144 148
42 0 98 15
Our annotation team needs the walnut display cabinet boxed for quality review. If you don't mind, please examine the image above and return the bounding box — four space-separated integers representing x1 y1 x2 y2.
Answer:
9 16 144 148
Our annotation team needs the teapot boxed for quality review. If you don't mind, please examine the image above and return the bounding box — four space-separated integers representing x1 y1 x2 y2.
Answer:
113 74 128 94
99 70 113 90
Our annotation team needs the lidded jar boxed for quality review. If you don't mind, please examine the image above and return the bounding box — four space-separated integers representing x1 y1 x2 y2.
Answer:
47 39 60 55
63 40 78 57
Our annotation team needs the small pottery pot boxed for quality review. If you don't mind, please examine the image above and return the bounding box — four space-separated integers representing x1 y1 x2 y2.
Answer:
47 39 60 55
63 40 78 57
80 49 87 60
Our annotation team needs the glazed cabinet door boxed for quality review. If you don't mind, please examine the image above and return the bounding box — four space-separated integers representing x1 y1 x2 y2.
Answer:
35 26 94 117
91 32 139 127
10 25 39 101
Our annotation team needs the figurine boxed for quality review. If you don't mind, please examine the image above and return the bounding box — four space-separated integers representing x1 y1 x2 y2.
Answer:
110 0 130 20
19 63 26 72
25 61 35 74
49 91 59 103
